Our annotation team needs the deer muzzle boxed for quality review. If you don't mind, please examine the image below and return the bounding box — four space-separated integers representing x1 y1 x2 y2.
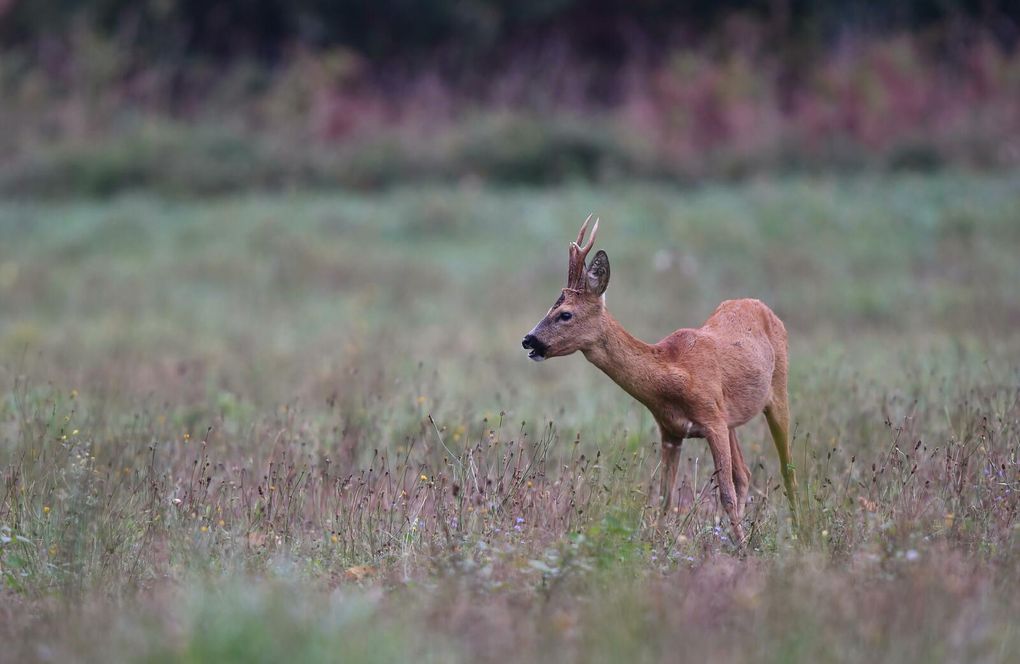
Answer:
521 334 548 361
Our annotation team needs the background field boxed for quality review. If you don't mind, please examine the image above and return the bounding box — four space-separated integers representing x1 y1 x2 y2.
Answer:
2 173 1019 662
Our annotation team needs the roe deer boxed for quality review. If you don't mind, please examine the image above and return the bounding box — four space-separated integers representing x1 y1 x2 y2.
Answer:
522 216 798 542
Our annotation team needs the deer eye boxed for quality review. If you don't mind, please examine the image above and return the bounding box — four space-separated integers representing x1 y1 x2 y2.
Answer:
558 311 573 322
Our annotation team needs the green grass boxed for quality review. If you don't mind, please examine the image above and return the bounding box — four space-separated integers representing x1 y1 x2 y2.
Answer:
1 172 1019 662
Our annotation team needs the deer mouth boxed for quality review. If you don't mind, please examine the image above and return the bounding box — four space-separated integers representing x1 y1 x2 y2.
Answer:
522 334 548 361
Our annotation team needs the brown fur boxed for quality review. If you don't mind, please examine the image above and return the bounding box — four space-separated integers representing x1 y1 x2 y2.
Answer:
523 219 798 542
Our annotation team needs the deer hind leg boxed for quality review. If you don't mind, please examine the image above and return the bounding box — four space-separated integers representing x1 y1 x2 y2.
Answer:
728 427 750 520
706 424 745 543
765 380 799 524
659 437 683 514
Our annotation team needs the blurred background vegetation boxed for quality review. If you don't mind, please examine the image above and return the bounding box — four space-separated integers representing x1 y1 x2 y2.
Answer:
1 1 1019 194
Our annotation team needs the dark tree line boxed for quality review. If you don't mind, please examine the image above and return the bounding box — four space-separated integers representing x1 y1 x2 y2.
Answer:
2 0 1017 64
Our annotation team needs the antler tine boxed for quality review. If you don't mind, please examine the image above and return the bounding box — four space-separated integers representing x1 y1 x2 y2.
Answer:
574 213 594 246
566 213 599 289
580 217 599 253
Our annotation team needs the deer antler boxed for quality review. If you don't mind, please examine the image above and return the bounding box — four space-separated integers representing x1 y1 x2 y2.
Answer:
567 213 599 289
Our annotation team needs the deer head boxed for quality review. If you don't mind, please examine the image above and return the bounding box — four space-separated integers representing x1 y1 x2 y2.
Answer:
522 215 611 361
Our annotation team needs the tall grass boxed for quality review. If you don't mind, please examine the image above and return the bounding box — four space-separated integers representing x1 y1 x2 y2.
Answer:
1 174 1019 661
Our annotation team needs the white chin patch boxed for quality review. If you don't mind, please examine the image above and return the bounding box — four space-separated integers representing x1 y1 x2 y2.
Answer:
529 354 546 362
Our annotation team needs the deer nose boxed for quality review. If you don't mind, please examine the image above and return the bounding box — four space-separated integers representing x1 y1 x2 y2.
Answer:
522 334 537 349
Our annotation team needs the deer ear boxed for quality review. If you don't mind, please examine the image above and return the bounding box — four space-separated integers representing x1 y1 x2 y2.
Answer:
586 250 610 295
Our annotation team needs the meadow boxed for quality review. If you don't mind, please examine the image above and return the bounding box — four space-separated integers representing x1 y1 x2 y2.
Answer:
1 171 1019 662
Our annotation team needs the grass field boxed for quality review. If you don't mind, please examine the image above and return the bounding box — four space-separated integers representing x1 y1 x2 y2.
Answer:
2 172 1019 662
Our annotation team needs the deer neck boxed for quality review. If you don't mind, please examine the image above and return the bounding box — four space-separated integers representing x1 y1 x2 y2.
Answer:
582 311 663 405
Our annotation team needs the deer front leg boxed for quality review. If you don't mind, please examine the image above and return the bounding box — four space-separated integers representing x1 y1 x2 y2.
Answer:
660 436 683 513
707 424 745 544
